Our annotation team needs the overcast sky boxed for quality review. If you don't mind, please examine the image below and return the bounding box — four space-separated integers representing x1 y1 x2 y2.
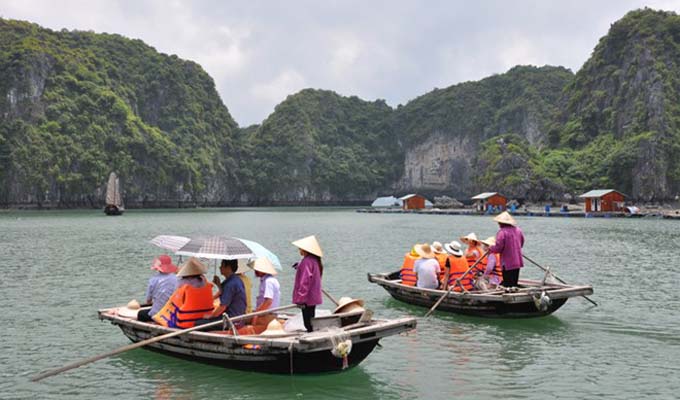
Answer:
2 1 679 126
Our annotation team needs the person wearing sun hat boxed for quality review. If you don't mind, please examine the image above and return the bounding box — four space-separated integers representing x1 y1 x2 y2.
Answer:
137 255 179 322
413 243 441 289
431 241 448 283
442 240 475 291
250 257 281 328
480 236 503 286
153 257 214 328
399 244 420 287
292 235 324 332
460 232 484 268
488 211 525 287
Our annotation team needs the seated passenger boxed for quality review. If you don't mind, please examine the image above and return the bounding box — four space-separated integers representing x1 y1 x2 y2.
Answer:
137 255 178 322
460 232 484 267
443 241 475 292
480 236 503 287
413 243 441 289
400 245 420 286
153 257 214 328
237 269 254 314
250 257 281 332
431 241 448 285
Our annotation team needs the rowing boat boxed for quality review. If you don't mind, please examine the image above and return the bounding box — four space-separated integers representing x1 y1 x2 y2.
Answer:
98 307 416 373
368 271 594 318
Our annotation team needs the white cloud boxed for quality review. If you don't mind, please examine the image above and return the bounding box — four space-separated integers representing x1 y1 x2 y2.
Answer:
250 69 306 104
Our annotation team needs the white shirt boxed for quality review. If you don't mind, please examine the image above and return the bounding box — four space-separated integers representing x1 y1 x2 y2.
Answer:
414 258 441 289
257 274 280 309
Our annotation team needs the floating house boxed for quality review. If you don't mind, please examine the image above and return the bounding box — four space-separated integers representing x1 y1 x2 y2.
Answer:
399 194 428 210
471 192 507 211
579 189 626 212
371 196 403 208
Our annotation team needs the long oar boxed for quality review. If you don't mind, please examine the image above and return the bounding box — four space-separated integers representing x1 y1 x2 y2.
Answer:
31 303 300 382
321 288 340 306
523 254 598 306
425 250 489 317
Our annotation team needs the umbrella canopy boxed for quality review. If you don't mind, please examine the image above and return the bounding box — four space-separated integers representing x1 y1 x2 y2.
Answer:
149 235 191 252
175 236 255 260
237 238 282 270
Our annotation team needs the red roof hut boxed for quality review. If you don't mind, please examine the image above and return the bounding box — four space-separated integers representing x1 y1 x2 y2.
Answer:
399 194 427 210
471 192 507 212
579 189 626 212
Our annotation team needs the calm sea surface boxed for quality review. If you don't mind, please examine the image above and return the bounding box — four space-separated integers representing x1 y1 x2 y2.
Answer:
2 208 679 399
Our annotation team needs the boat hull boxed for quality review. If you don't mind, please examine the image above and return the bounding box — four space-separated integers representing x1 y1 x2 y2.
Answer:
104 205 124 216
368 272 594 318
99 309 416 374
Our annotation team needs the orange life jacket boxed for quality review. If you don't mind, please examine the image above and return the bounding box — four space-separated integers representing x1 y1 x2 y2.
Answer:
434 253 448 282
153 281 214 328
465 245 484 267
400 253 419 286
445 254 475 292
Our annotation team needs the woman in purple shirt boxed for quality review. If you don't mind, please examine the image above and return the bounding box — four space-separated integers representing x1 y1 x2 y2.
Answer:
488 211 525 288
292 235 324 332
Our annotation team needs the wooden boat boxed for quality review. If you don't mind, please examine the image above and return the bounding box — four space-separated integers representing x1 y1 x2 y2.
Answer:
98 307 416 373
104 172 124 216
368 271 594 318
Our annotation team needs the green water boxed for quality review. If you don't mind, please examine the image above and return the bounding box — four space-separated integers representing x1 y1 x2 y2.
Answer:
2 209 679 399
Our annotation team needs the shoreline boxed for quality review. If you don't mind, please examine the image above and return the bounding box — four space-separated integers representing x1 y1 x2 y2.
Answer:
356 207 680 220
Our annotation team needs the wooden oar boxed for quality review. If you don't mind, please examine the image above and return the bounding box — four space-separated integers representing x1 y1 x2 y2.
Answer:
425 250 489 317
31 303 300 382
321 288 340 306
523 254 598 306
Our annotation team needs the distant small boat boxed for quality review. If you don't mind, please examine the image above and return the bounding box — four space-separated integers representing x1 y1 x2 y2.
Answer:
368 271 594 318
104 172 124 216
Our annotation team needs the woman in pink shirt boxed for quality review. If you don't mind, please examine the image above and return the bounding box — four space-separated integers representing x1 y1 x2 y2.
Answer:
291 235 324 332
488 212 525 288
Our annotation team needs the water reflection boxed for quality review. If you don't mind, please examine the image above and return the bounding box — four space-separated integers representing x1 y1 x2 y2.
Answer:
113 348 393 400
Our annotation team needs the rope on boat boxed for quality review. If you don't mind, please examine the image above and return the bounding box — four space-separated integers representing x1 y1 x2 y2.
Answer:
329 329 352 369
532 290 552 311
288 342 294 375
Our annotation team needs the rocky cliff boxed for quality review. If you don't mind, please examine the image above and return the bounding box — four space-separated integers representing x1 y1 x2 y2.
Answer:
553 8 680 200
392 66 573 198
0 19 240 207
2 8 680 207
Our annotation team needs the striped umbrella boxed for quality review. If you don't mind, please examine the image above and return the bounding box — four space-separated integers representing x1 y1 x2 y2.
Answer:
149 235 191 252
175 236 255 260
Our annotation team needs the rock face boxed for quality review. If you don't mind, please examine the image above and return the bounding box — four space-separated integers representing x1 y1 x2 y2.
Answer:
2 9 680 207
0 19 240 207
399 133 472 197
393 66 573 197
556 9 680 200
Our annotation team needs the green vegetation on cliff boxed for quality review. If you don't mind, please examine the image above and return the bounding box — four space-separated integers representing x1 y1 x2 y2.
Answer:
0 19 238 205
2 8 680 206
243 89 399 202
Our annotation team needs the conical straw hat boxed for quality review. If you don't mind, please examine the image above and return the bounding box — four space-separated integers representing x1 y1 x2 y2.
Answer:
117 299 140 319
493 211 517 226
460 232 479 244
481 236 496 247
259 319 289 337
251 257 277 276
292 235 324 257
333 297 365 314
177 257 208 277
